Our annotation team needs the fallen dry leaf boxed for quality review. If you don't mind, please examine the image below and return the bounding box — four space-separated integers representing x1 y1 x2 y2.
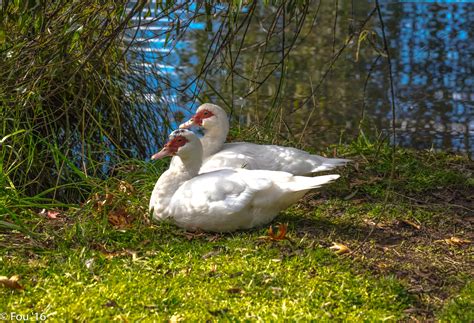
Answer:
259 223 289 241
435 237 471 246
39 209 61 219
118 180 134 195
92 193 115 211
0 275 24 290
47 210 60 219
100 193 114 205
108 207 133 228
329 242 351 255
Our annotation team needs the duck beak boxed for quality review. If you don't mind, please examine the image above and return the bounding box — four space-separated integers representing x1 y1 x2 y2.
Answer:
151 146 172 160
179 118 194 129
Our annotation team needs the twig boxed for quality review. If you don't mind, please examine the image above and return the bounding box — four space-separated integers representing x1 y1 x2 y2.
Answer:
359 54 382 132
352 1 398 253
291 7 377 114
332 0 338 55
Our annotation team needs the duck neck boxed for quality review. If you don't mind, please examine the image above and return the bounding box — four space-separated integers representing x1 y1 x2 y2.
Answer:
201 118 229 158
150 151 202 217
173 152 202 177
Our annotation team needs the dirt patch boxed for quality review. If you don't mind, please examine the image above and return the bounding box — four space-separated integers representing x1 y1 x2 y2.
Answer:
290 189 473 320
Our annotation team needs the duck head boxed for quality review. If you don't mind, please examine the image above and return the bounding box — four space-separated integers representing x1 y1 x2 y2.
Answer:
179 103 228 133
151 129 202 160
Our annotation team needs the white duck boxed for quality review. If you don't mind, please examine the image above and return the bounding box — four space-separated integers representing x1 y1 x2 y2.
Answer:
179 103 350 175
149 129 340 232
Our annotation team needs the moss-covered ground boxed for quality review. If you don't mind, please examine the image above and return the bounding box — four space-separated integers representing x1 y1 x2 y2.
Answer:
1 137 472 321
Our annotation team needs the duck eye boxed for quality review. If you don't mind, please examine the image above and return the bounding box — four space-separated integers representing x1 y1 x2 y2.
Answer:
203 111 209 115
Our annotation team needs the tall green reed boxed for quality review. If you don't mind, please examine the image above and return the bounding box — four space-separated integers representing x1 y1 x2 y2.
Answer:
0 0 168 203
0 0 315 207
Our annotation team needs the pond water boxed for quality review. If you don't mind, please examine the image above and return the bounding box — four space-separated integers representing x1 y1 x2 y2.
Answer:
128 1 473 156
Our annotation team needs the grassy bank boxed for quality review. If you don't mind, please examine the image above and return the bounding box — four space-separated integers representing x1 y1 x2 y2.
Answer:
1 137 472 321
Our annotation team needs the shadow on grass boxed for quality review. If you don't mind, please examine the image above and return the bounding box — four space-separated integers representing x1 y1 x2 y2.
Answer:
274 193 473 318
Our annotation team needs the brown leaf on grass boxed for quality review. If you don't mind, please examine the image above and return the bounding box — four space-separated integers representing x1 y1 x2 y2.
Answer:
329 242 351 255
435 237 471 246
259 223 289 241
47 210 60 219
0 275 24 290
118 180 134 195
100 193 115 206
39 209 61 219
107 207 134 228
92 193 115 212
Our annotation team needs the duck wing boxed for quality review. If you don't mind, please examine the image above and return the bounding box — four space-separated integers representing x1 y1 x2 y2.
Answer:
200 142 349 175
168 169 273 231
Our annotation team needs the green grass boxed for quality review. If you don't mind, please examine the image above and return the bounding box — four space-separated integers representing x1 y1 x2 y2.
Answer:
439 281 474 322
1 139 473 320
1 227 410 321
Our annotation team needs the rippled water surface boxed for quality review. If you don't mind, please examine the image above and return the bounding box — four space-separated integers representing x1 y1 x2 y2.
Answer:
129 1 473 156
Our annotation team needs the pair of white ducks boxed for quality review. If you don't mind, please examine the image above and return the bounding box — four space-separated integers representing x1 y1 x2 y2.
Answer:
149 104 349 232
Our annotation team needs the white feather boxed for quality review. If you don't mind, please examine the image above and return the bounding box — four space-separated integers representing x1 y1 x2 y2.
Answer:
181 104 350 175
149 130 340 232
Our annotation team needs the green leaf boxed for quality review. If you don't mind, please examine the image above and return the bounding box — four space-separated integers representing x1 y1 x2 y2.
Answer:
1 129 26 145
0 30 5 45
144 7 151 18
0 220 22 231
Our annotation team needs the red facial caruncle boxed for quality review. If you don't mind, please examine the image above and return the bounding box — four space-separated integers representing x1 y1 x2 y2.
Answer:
191 109 215 126
151 135 188 159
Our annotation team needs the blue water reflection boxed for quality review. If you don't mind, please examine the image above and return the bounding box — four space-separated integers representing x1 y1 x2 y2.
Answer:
381 2 473 155
128 1 473 156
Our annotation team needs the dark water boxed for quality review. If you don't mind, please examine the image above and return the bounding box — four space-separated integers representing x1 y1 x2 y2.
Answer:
128 1 473 156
